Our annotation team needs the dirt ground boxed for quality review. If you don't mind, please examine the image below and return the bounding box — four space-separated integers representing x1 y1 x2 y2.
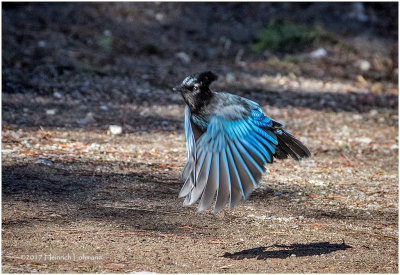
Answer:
2 3 398 273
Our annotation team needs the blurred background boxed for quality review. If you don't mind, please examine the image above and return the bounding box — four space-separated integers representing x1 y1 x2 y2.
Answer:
2 2 398 130
2 2 398 273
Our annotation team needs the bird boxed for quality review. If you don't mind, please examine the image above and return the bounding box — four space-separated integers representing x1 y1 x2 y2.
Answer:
173 71 311 214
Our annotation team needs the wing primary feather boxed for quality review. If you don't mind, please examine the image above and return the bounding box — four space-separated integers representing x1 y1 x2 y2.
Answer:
184 106 197 160
180 154 200 198
241 136 267 163
196 146 203 159
254 126 278 145
235 140 264 186
245 134 271 163
187 152 212 205
198 153 219 212
214 151 230 213
195 150 207 179
276 137 300 161
234 139 264 175
229 142 257 196
220 149 237 209
181 160 192 180
264 129 278 143
226 144 246 199
253 130 276 155
179 176 193 198
282 130 311 157
262 142 274 164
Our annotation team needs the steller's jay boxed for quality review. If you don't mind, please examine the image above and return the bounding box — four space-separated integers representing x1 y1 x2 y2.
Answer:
173 71 311 213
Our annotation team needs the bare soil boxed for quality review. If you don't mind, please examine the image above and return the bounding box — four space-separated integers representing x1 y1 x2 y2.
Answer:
2 3 398 273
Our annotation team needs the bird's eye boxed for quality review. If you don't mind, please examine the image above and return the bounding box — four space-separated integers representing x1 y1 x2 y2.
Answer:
193 86 199 91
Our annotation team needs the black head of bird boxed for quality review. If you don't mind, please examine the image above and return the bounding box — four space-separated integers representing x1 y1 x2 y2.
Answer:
173 71 218 113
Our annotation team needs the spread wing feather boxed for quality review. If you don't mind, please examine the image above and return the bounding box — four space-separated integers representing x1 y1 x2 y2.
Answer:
180 107 281 213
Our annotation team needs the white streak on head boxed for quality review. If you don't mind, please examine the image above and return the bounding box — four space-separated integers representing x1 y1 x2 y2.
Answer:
183 76 196 86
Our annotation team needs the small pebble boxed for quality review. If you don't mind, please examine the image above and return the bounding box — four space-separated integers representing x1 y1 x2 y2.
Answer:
356 137 372 144
355 59 371 71
53 91 63 99
310 48 327 58
176 52 191 64
108 125 123 135
100 105 109 111
38 41 46 47
46 109 57 115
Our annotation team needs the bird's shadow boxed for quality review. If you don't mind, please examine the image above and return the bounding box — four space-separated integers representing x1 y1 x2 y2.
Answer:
223 241 352 260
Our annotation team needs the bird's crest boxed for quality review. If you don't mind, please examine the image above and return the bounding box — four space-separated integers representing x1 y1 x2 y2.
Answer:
181 71 218 88
197 71 218 87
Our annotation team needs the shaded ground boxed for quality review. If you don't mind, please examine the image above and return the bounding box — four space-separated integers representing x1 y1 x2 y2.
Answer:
2 2 398 273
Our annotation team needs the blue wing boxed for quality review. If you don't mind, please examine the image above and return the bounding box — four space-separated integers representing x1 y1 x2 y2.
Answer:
179 107 278 213
179 106 198 199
